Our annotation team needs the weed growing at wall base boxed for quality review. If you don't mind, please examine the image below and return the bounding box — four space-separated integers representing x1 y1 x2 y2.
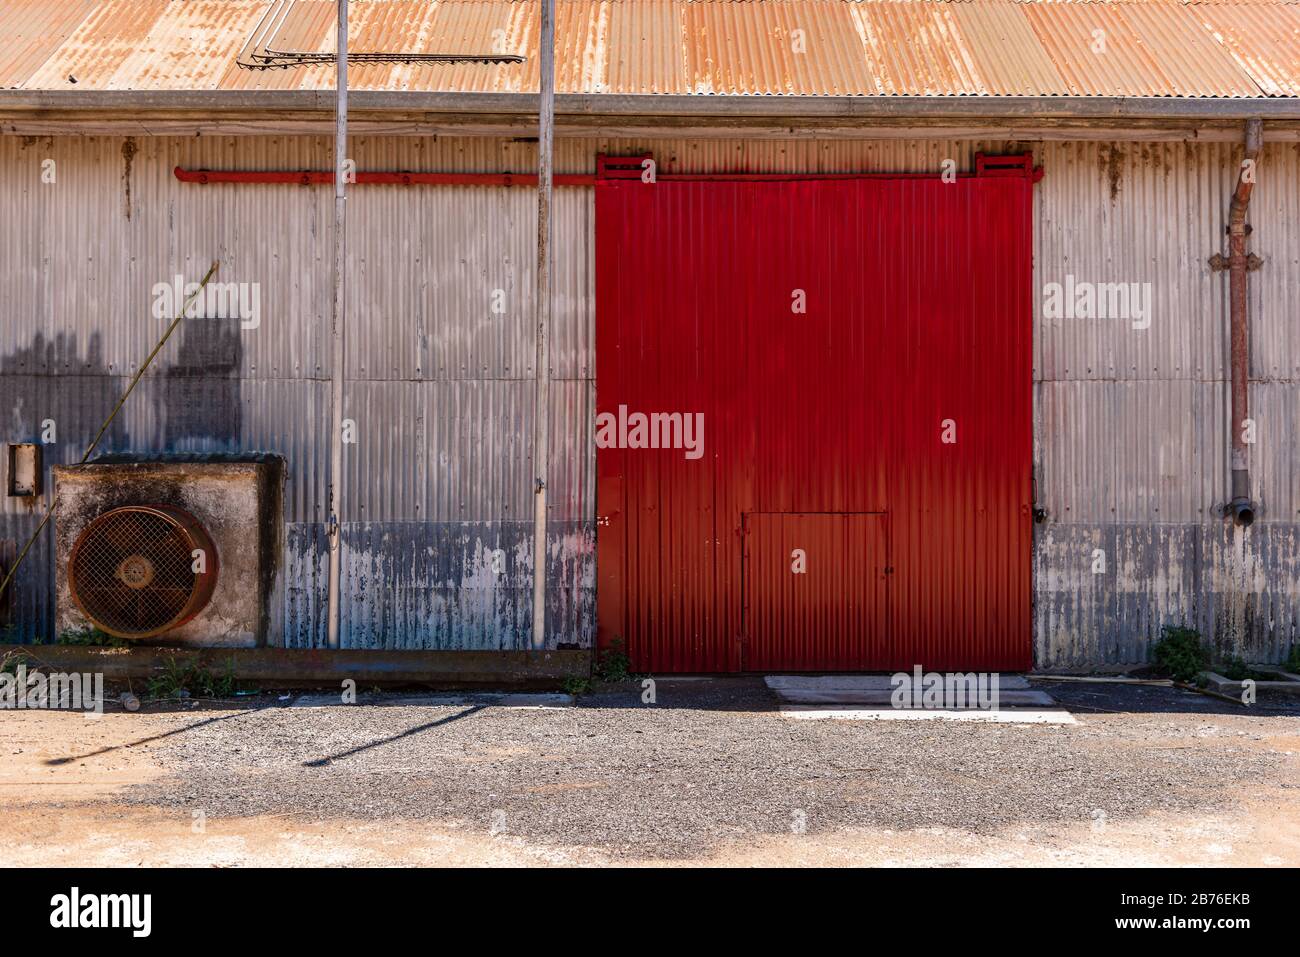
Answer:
1151 626 1209 683
146 655 236 700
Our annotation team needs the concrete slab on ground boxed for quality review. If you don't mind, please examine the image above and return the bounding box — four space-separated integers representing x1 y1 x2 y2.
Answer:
764 674 1032 691
779 706 1078 724
772 688 1057 706
763 674 1053 711
1202 670 1300 697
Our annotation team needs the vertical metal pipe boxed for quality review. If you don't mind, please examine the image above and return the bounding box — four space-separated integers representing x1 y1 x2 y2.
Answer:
531 0 555 649
326 0 348 647
1227 118 1262 527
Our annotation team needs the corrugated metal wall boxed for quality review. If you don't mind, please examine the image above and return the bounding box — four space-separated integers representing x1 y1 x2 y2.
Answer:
1 132 1296 666
0 134 598 648
1033 139 1300 669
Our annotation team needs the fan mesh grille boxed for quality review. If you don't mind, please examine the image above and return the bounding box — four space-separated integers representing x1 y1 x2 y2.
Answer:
70 509 202 636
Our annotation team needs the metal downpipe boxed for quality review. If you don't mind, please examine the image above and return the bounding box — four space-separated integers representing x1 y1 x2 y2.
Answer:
1227 118 1262 528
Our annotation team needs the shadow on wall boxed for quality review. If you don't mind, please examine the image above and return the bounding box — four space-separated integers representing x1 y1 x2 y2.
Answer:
0 332 131 455
0 333 130 641
0 323 246 638
158 317 243 450
0 319 244 456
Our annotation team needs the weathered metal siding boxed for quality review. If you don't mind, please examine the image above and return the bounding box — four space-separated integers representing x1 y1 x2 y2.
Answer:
1 132 1297 668
0 133 595 648
1032 138 1300 668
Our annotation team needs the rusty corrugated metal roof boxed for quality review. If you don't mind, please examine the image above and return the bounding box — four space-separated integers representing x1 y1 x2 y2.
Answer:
2 0 1298 97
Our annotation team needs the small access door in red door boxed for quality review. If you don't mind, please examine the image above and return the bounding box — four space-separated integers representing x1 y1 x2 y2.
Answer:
742 513 889 671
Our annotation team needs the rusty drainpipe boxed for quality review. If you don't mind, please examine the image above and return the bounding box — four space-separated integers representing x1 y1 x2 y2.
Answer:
1222 119 1263 527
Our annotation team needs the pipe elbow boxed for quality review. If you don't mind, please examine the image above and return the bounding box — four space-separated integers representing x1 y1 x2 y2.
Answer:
1228 497 1256 528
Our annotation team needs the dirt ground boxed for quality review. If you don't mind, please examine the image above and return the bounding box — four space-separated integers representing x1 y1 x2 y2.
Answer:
2 679 1298 867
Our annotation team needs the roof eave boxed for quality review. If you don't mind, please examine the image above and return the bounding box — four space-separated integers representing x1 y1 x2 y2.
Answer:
3 91 1300 120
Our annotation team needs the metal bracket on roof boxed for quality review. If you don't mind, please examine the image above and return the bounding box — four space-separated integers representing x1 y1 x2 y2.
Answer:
975 152 1043 182
597 154 654 180
236 0 525 70
1208 252 1264 272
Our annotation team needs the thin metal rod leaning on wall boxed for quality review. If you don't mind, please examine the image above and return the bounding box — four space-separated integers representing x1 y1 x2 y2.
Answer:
326 0 348 649
531 0 555 650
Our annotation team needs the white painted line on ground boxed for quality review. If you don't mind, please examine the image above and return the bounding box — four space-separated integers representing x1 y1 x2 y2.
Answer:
779 706 1078 724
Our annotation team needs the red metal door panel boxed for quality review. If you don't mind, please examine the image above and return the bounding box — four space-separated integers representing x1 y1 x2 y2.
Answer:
596 166 1034 673
743 513 888 671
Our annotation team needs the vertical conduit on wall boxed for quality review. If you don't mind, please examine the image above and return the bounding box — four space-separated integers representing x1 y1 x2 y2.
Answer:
531 0 556 649
326 1 349 647
1224 118 1263 528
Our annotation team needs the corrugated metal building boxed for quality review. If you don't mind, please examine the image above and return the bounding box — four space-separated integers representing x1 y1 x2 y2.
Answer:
1 0 1298 673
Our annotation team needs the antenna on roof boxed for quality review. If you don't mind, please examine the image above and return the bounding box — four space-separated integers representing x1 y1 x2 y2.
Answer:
235 0 524 70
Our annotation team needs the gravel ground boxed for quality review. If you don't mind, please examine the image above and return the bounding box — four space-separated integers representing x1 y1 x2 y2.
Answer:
119 679 1300 860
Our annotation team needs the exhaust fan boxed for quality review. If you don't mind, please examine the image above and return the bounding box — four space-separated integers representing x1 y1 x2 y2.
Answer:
68 505 218 639
54 458 283 647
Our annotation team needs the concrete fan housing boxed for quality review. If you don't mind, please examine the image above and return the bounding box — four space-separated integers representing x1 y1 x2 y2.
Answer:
53 458 284 647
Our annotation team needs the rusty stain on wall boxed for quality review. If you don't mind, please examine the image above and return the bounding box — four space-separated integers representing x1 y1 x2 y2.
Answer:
1099 143 1125 203
120 136 136 220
